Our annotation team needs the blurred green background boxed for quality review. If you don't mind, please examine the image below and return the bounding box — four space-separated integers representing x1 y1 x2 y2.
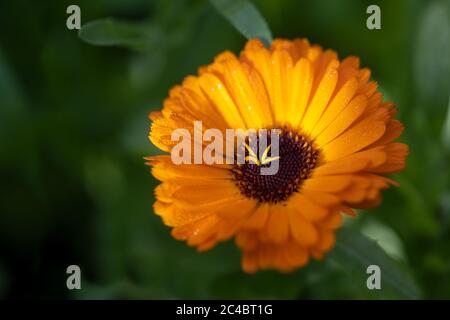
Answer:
1 0 449 299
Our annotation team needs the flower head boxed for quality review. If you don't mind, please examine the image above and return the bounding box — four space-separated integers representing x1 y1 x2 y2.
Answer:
146 38 408 273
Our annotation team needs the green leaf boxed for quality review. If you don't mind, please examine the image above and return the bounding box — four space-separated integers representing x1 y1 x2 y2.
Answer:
0 49 27 124
442 94 450 152
414 1 450 106
211 270 306 299
395 175 439 236
329 228 421 299
129 51 166 90
78 18 162 51
209 0 273 46
361 218 406 262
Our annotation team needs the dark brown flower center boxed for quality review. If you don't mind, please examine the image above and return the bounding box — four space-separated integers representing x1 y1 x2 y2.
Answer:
231 128 319 204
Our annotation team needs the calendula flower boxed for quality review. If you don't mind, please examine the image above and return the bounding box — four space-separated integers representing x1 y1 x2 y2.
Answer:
146 38 408 273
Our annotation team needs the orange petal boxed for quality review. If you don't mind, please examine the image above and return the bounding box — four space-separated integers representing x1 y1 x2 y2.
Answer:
314 231 336 251
242 203 270 230
270 49 294 124
266 206 290 244
301 61 339 134
323 115 386 161
287 207 319 245
303 176 351 193
198 73 246 128
287 58 312 127
320 212 343 230
290 193 329 221
219 58 269 128
370 142 408 173
235 231 258 250
311 78 359 138
154 201 210 227
284 242 309 267
315 94 368 147
242 251 259 274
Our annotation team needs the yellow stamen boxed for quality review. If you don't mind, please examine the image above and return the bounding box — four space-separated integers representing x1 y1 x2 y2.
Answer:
244 143 280 166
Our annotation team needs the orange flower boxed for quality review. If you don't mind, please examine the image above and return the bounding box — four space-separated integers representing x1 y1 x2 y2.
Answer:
146 38 408 273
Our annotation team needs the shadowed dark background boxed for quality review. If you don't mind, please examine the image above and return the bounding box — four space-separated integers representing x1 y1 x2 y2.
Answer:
0 0 449 299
